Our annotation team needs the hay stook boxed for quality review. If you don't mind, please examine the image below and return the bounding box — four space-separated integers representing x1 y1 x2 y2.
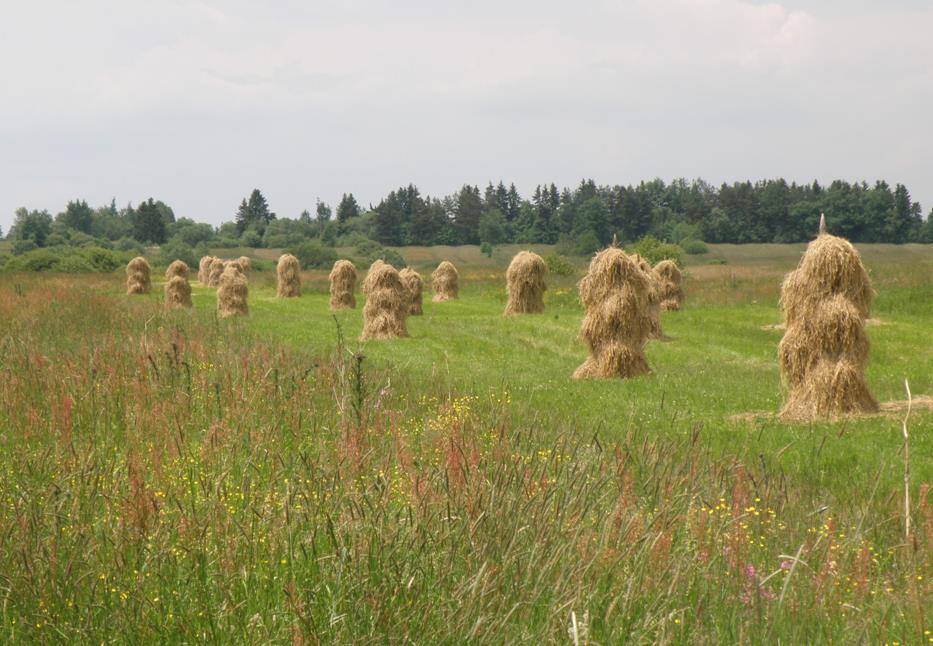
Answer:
276 254 301 298
399 267 424 315
504 251 547 315
431 261 459 301
164 275 192 309
654 259 684 311
198 256 215 284
329 260 358 310
165 260 189 281
361 260 410 340
207 258 225 288
126 257 151 295
217 265 248 318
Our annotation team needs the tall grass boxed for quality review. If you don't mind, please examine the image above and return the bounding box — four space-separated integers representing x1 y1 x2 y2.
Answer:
0 274 930 643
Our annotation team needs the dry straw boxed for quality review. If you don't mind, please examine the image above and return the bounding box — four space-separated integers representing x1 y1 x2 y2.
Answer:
778 223 877 420
329 259 357 309
126 256 151 295
361 260 409 340
654 259 684 311
165 259 189 281
217 264 248 318
399 267 424 315
164 275 192 309
431 260 459 301
197 256 215 284
504 251 547 315
207 258 225 288
276 254 301 298
237 256 251 273
574 247 655 379
633 254 663 339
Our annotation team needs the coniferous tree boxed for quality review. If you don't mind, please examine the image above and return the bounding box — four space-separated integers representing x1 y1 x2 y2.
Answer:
133 198 166 244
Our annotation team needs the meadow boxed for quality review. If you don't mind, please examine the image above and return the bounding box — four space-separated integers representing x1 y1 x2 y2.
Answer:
1 243 932 643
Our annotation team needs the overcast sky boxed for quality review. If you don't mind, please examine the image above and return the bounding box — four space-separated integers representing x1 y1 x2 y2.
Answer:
1 0 931 232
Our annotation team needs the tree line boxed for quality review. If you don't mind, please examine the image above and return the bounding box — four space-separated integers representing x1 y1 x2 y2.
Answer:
6 179 933 259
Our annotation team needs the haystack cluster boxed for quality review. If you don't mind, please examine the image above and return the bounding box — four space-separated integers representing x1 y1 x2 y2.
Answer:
217 264 249 318
654 260 684 311
574 247 656 380
208 258 225 287
277 254 301 298
504 251 547 315
431 261 459 301
778 231 877 420
198 256 215 284
126 257 151 295
165 260 189 281
361 260 409 340
329 260 357 310
399 267 424 315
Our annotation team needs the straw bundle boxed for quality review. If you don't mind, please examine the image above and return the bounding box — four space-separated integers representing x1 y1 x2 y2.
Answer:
165 260 189 281
217 265 248 318
126 257 151 295
399 267 424 315
207 258 225 287
573 248 654 379
276 254 301 298
164 275 192 309
361 260 409 340
431 261 459 301
198 256 215 284
633 254 663 339
654 260 684 311
237 256 251 274
504 251 547 315
329 260 357 310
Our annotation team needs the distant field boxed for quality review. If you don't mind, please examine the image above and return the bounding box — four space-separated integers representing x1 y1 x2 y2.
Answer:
1 243 932 643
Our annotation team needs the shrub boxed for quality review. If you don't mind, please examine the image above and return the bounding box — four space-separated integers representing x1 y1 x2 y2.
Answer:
556 232 601 256
630 235 684 267
214 237 240 249
116 237 145 254
79 247 122 272
480 242 494 258
292 240 338 269
12 239 38 255
239 230 263 248
335 232 372 248
544 253 575 277
681 239 709 255
159 239 198 268
3 246 125 273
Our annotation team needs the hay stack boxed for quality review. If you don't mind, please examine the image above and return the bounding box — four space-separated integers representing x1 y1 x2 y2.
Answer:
217 265 248 318
504 251 547 315
207 258 225 288
431 261 459 301
329 260 357 310
237 256 251 274
165 260 189 281
573 247 654 379
399 267 424 315
276 254 301 298
633 254 663 339
778 230 877 420
654 260 684 311
164 275 192 309
197 256 215 284
126 257 151 295
361 260 409 340
224 259 245 274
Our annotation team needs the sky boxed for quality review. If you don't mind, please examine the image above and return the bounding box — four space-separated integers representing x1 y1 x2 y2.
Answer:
1 0 932 233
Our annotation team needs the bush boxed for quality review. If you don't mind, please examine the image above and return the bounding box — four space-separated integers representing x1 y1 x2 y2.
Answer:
335 232 372 248
292 240 338 269
544 253 575 277
116 237 145 254
556 232 601 256
160 239 198 268
630 235 684 267
480 242 494 258
239 230 263 248
3 246 125 273
681 239 709 255
380 248 406 269
79 247 122 272
214 237 240 249
12 239 38 255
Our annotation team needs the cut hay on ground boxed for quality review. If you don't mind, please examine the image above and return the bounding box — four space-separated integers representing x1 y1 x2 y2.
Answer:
399 267 424 315
126 257 151 295
207 258 225 288
504 251 547 315
276 254 301 298
237 256 251 273
165 260 189 281
573 247 655 379
164 275 192 309
431 261 459 301
217 265 248 318
198 256 215 284
778 229 877 420
361 260 409 340
329 260 357 310
654 259 684 311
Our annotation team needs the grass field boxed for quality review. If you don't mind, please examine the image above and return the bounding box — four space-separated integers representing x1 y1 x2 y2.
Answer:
1 244 932 643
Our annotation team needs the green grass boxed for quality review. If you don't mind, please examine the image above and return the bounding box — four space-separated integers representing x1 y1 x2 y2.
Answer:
1 245 932 643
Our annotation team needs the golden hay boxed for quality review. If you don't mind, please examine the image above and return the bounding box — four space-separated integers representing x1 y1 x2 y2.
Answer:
165 259 189 281
504 251 547 315
217 265 249 318
654 259 684 311
633 254 663 339
399 267 424 315
276 254 301 298
224 259 245 274
164 275 192 309
573 248 654 379
198 256 215 284
361 260 409 340
431 260 459 301
329 259 357 310
237 256 251 273
126 257 151 295
778 231 877 420
207 258 225 288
